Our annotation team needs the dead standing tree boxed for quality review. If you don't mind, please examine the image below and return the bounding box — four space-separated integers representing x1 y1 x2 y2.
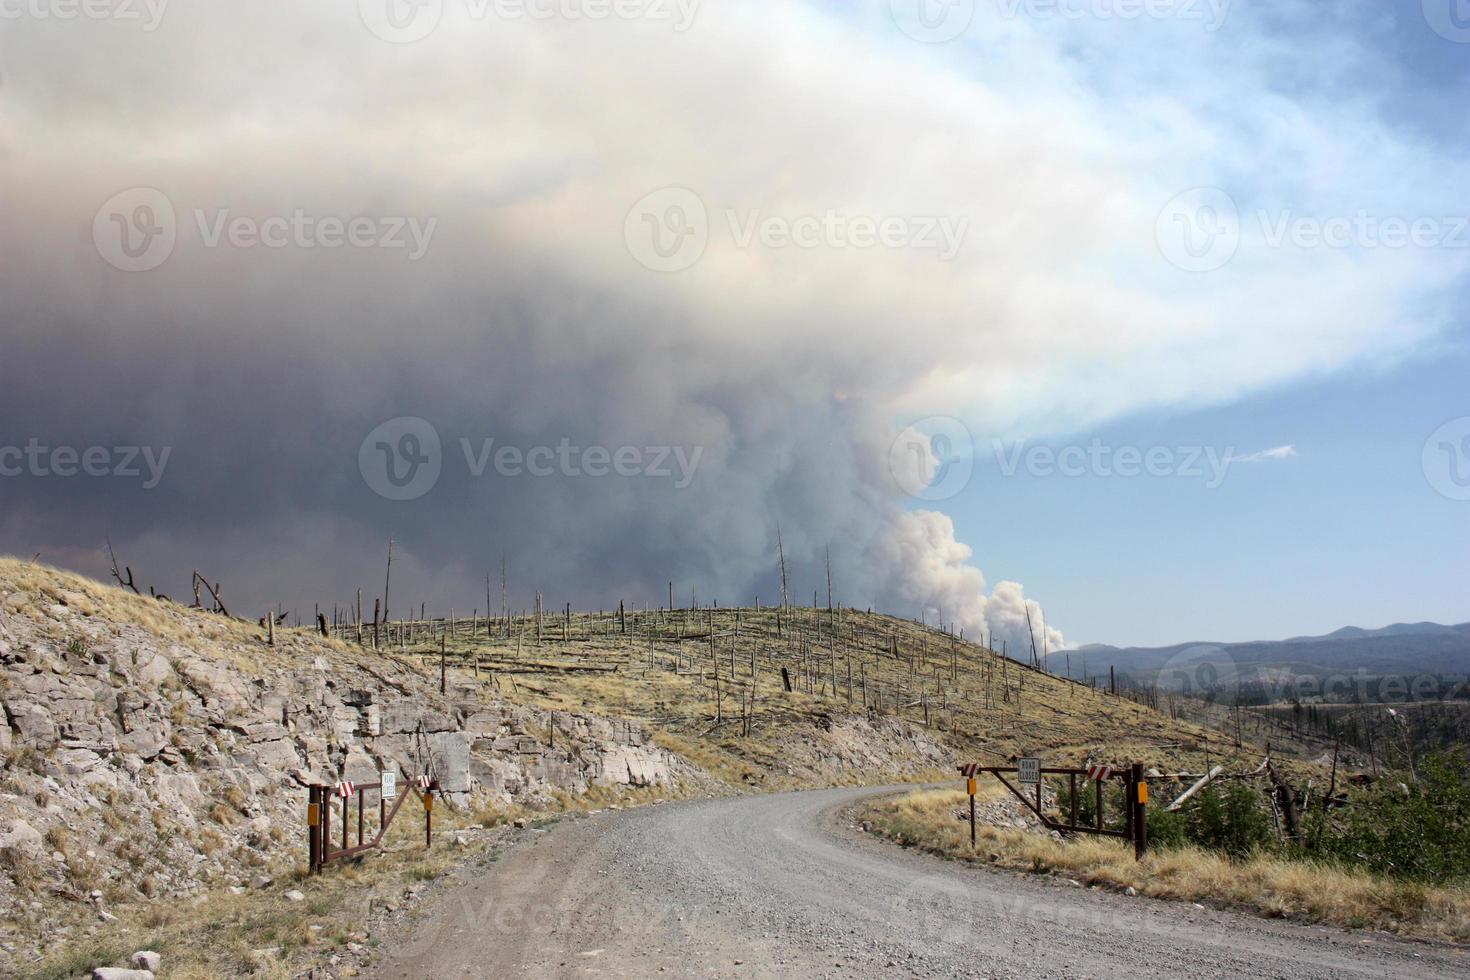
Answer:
105 538 141 595
825 545 833 612
382 536 395 624
190 571 230 617
776 524 790 610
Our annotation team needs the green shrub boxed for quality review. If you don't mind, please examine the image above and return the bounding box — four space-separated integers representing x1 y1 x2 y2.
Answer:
1191 783 1276 857
1053 778 1128 833
1315 752 1470 885
1146 783 1275 859
1146 805 1189 850
1085 752 1470 886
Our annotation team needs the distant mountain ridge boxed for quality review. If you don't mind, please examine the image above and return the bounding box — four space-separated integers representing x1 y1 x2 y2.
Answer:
1060 622 1470 698
1284 622 1466 643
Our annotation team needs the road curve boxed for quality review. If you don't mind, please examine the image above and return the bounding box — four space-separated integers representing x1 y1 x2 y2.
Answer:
367 787 1468 979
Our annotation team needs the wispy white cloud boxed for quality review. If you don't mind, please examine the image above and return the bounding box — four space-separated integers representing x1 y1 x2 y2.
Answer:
1230 445 1301 464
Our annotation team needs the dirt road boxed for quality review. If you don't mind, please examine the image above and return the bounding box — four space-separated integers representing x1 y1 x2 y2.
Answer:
366 787 1468 979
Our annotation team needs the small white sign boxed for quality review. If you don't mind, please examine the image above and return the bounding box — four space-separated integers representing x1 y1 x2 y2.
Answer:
1018 758 1041 785
380 771 397 799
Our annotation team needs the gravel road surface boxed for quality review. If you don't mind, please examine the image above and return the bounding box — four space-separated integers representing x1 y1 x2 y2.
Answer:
366 786 1468 979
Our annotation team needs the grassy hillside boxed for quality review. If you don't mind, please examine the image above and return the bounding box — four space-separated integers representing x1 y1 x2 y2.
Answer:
371 602 1283 782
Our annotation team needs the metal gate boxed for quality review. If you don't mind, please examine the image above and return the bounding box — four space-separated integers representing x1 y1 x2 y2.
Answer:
308 773 438 874
959 761 1149 858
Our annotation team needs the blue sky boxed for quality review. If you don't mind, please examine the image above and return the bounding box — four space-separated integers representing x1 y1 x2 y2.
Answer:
946 337 1470 647
884 0 1470 646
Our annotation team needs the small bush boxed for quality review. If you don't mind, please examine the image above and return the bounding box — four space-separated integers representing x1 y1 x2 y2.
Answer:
1147 784 1275 859
1054 778 1128 833
1315 752 1470 885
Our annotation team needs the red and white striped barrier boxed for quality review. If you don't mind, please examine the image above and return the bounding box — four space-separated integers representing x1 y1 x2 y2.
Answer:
958 763 980 778
1087 765 1112 782
336 781 355 798
417 775 432 789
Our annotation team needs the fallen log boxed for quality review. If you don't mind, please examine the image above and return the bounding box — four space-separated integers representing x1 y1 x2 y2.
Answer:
1167 765 1224 811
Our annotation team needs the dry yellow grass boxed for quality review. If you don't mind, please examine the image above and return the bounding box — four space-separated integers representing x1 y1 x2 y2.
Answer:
864 788 1470 944
399 600 1292 798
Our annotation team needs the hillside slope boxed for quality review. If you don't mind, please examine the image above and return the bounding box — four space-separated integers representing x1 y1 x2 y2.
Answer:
1 559 1240 972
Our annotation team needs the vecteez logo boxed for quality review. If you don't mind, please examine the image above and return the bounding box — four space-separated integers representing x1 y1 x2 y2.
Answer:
93 188 177 273
358 0 701 43
1423 0 1470 43
1423 417 1470 502
890 0 976 43
624 187 709 273
0 0 170 30
358 0 444 43
889 417 976 502
357 418 706 501
1156 186 1470 274
360 417 443 501
1157 645 1237 703
624 187 971 273
1155 186 1240 273
93 188 438 271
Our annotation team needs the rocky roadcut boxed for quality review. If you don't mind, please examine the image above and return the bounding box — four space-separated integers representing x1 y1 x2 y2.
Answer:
0 564 700 964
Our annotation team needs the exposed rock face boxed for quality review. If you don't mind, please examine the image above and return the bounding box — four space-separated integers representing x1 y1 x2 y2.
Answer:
0 570 702 937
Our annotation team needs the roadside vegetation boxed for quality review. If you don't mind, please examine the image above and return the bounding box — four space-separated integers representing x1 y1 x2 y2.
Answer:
864 755 1470 943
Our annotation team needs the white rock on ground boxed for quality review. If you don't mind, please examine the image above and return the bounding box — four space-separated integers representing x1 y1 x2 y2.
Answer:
131 950 162 972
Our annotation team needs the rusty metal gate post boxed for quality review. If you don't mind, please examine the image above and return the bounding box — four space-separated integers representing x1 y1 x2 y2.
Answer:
307 785 321 874
1132 762 1148 859
321 785 332 870
1123 767 1133 845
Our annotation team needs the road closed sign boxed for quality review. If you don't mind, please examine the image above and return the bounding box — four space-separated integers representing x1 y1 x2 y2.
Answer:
1018 758 1041 785
381 771 396 799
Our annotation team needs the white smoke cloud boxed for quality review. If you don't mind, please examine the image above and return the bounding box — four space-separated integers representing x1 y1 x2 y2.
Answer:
984 580 1066 659
877 510 1064 651
878 510 989 630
